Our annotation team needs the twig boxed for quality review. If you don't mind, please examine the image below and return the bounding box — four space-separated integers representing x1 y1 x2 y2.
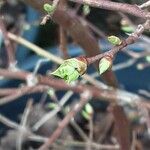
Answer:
139 0 150 9
109 104 131 150
59 27 69 58
86 20 150 64
0 17 15 66
7 32 111 88
32 91 73 131
17 100 33 150
24 0 118 87
39 90 92 150
0 68 149 108
69 0 150 19
0 114 19 129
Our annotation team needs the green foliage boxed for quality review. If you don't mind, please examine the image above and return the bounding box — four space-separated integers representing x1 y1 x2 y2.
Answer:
99 57 112 75
51 58 87 83
107 35 122 45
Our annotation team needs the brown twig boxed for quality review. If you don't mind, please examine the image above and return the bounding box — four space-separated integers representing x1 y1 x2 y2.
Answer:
0 68 149 108
0 17 15 66
59 27 69 58
69 0 150 19
109 104 131 150
39 90 92 150
86 20 150 65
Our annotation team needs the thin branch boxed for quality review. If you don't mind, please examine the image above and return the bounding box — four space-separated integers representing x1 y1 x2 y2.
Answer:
86 20 150 65
0 68 149 108
0 17 15 66
0 114 19 129
39 90 92 150
140 0 150 9
69 0 150 19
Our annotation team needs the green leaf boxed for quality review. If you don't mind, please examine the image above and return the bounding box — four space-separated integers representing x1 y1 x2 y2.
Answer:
83 4 90 16
84 103 93 114
43 3 55 14
99 58 111 75
108 35 122 45
66 70 79 83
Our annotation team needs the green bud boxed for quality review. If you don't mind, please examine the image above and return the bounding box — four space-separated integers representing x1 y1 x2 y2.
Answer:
121 26 134 33
47 102 57 109
145 56 150 63
83 4 90 16
63 106 70 114
43 3 56 14
47 88 55 97
99 57 112 75
81 110 91 120
84 103 93 114
51 58 87 83
108 35 122 45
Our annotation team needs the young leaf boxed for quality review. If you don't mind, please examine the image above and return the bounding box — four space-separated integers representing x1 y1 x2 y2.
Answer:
51 58 87 83
108 35 122 45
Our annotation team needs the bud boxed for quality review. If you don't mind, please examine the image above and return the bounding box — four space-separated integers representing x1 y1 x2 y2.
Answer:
43 3 56 14
81 103 93 120
47 102 57 109
146 56 150 63
108 35 122 45
51 57 87 83
99 56 112 75
85 103 93 115
83 4 90 16
121 26 134 33
137 63 144 70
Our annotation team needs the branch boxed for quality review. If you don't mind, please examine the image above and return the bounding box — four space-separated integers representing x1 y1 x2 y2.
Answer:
0 17 15 66
69 0 150 19
0 69 149 110
86 20 150 64
39 90 92 150
24 0 118 87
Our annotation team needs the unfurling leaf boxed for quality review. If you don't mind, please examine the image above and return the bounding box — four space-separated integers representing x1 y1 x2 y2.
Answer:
108 35 122 45
51 58 87 83
83 4 90 16
99 57 112 75
43 3 56 14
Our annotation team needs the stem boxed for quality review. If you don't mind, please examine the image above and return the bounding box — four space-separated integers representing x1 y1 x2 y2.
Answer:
69 0 150 19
